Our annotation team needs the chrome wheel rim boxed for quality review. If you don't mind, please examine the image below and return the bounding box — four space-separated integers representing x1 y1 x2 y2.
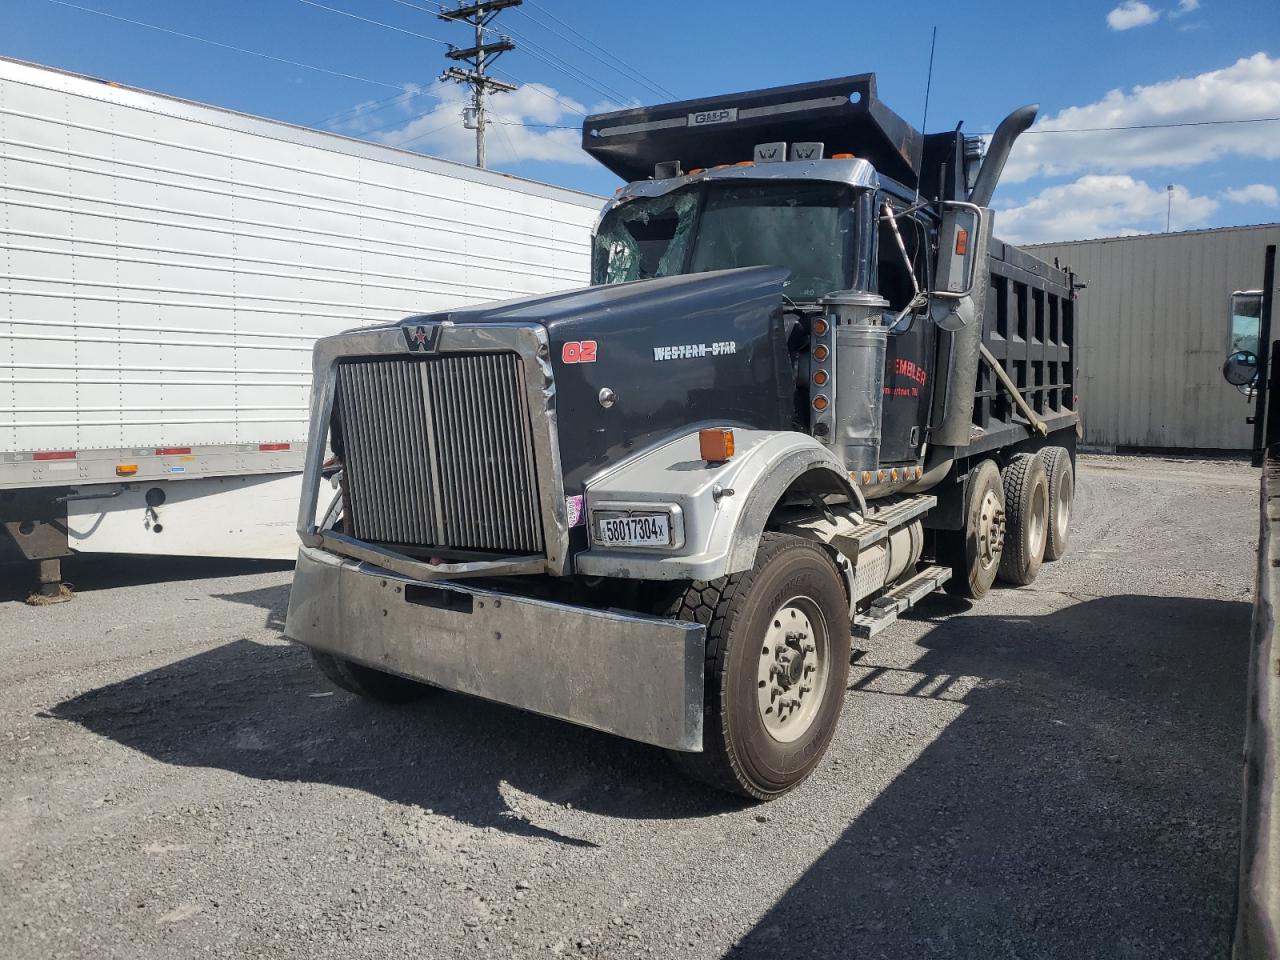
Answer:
977 488 1006 572
1029 480 1048 554
756 597 829 743
1055 471 1072 536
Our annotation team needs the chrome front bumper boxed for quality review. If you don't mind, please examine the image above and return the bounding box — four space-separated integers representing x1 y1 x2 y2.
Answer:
285 545 707 751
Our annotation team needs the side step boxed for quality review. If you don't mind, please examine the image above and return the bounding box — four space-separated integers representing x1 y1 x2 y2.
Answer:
852 564 952 640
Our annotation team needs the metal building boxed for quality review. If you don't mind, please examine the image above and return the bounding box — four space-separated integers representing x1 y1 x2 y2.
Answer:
1029 223 1280 451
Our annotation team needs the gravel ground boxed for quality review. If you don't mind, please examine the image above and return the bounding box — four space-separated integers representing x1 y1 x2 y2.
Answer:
0 454 1258 959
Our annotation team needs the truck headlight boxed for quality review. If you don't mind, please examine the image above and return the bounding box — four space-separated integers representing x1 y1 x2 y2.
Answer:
590 503 685 550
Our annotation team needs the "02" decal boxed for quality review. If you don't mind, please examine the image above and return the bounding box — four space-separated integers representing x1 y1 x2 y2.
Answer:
561 340 598 363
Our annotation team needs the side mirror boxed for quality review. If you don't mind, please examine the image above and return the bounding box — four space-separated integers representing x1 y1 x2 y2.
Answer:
1223 350 1259 387
930 200 990 332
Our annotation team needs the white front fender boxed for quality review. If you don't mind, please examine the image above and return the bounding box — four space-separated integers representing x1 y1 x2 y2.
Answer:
574 429 859 581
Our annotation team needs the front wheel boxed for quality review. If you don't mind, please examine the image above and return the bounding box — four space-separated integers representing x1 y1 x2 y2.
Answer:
664 533 852 800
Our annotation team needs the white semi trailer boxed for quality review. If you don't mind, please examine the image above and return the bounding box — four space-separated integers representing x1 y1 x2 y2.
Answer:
0 57 599 596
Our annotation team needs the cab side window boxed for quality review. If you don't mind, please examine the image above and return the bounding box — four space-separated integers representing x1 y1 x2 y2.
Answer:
876 203 931 313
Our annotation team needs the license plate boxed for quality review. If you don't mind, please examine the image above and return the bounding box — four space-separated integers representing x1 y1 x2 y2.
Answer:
597 513 670 547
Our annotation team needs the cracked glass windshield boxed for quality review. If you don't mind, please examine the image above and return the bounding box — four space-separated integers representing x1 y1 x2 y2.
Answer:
592 182 857 300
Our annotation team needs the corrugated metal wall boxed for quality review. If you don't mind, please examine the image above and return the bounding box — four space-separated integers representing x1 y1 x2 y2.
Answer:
1029 224 1280 450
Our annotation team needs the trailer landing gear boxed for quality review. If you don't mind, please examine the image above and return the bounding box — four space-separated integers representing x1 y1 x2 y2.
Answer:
28 557 72 605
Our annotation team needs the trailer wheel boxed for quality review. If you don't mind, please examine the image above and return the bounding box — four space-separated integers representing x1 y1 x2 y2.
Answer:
1041 446 1073 561
940 459 1006 600
997 452 1050 585
309 650 434 703
663 533 851 800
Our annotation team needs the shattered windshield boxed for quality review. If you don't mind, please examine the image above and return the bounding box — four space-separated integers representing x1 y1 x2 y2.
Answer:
592 181 858 300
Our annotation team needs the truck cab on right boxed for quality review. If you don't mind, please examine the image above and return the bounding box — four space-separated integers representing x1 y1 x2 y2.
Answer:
286 74 1082 800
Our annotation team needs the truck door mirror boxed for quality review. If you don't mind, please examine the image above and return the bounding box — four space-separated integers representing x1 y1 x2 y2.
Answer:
1230 290 1263 355
929 200 990 332
1223 349 1259 388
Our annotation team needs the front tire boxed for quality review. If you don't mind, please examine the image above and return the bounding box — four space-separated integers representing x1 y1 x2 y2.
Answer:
310 650 435 703
665 533 852 800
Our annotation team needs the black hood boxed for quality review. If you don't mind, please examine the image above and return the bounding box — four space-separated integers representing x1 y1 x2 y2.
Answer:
405 267 794 491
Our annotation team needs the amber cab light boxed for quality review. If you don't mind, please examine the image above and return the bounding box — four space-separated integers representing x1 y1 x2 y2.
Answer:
813 319 829 336
813 370 829 386
813 344 829 361
813 395 829 411
831 152 856 159
955 227 969 256
699 428 735 463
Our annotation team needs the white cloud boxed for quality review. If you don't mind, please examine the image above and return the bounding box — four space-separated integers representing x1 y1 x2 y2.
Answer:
1224 183 1279 207
995 175 1218 244
1107 1 1160 30
332 80 608 167
1001 53 1280 184
1171 0 1200 15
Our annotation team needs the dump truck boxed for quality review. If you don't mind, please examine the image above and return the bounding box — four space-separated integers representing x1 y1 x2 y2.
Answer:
0 56 598 598
285 75 1082 799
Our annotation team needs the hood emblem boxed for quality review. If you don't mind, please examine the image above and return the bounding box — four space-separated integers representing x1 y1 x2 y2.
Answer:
402 323 440 353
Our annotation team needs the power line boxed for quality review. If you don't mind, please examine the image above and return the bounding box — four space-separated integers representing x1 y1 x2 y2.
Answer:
39 0 413 91
519 0 674 100
1023 116 1280 134
489 65 586 116
387 1 606 113
295 0 450 46
481 19 634 105
312 88 420 129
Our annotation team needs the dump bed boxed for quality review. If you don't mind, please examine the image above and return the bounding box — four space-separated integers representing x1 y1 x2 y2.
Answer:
969 240 1079 454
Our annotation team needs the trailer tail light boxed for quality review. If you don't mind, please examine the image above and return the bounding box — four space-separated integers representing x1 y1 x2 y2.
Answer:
259 443 290 452
698 428 735 463
813 345 829 362
33 450 76 461
813 370 828 386
813 319 829 336
954 228 970 256
116 464 138 477
156 446 191 455
812 395 829 412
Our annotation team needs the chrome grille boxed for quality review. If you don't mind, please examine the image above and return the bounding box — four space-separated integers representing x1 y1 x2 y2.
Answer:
336 353 544 554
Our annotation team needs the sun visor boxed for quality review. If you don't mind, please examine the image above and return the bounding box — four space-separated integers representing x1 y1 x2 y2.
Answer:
582 74 923 187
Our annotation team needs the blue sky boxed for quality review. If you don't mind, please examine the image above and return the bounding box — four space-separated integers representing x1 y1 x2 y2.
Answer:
2 0 1277 242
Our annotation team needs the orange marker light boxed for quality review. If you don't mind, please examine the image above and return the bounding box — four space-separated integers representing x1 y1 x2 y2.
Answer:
813 319 829 336
687 168 705 176
861 471 873 484
116 464 138 476
813 370 828 386
813 345 829 361
735 160 754 166
813 395 829 411
832 152 856 159
955 227 969 256
699 428 735 463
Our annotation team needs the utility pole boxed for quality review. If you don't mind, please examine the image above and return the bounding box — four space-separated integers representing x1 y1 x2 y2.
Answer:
438 0 521 168
1166 184 1174 233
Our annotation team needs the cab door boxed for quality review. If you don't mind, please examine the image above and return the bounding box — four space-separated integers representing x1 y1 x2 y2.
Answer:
875 198 936 465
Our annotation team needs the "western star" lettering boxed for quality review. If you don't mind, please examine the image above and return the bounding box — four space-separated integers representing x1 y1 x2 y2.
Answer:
653 341 737 362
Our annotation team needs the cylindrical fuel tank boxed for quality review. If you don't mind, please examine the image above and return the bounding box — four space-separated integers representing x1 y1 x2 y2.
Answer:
819 291 889 475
